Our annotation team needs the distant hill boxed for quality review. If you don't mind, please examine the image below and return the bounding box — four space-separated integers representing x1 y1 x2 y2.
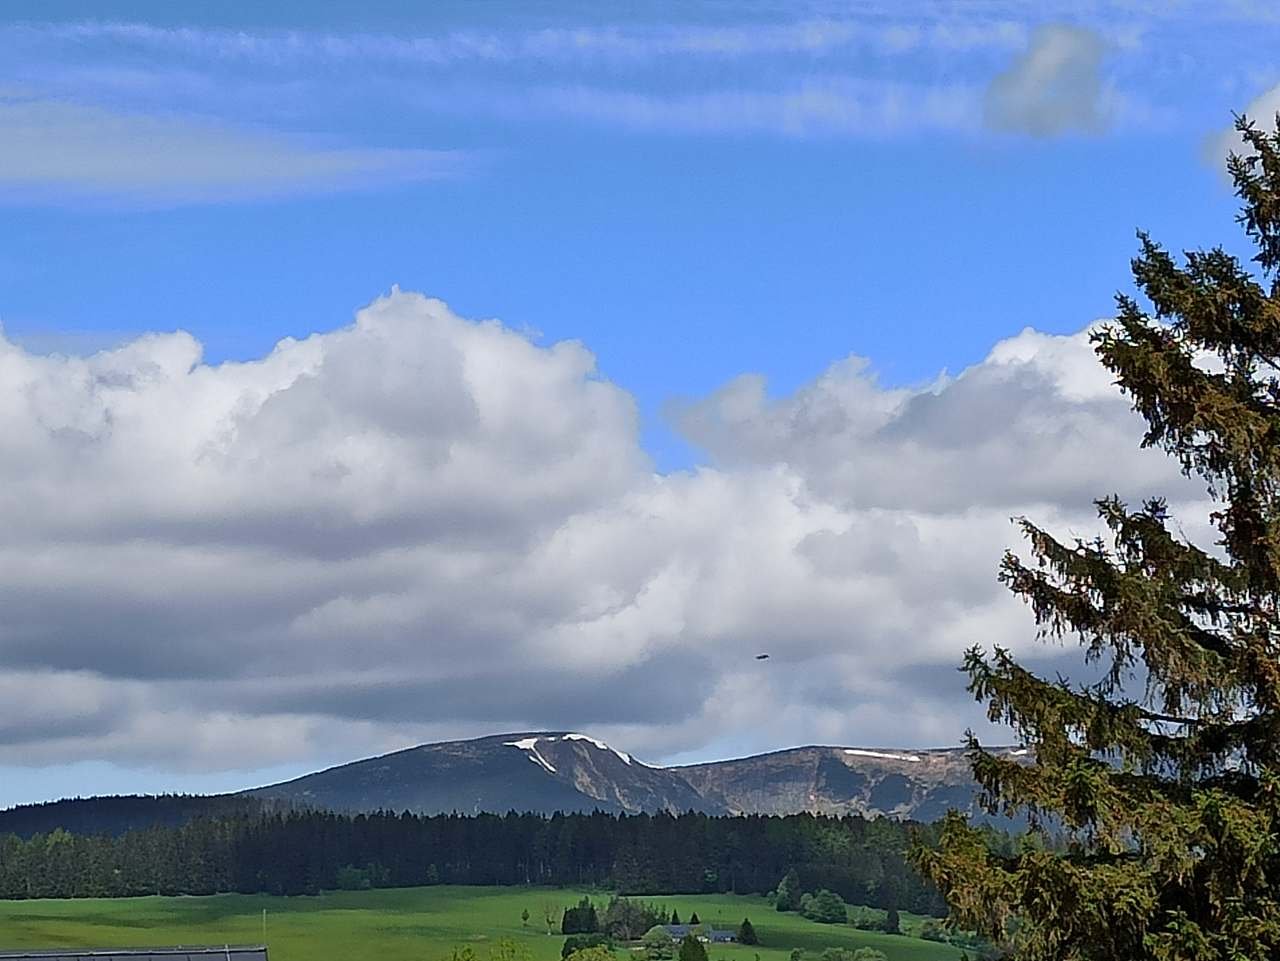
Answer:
0 793 264 838
0 732 1025 836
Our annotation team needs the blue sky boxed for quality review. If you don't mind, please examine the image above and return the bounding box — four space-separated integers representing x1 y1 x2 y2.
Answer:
0 1 1275 806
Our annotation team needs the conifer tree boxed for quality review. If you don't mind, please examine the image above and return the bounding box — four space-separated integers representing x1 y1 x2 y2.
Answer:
737 918 759 946
913 116 1280 959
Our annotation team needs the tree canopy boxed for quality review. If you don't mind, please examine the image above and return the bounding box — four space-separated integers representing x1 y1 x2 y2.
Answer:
914 116 1280 960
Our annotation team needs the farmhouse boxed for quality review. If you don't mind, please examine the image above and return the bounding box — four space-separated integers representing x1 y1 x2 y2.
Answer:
661 926 735 944
0 949 268 961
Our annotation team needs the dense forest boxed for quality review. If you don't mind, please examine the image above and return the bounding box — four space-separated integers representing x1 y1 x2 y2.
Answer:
0 807 987 915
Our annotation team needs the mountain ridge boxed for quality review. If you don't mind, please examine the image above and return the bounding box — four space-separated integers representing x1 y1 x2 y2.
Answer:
0 731 1024 836
245 730 1023 824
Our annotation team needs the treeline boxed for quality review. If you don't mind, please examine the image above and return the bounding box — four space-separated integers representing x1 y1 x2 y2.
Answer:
0 793 264 838
0 809 993 914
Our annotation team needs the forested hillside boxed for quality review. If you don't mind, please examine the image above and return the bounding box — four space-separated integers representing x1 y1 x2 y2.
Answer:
0 793 265 838
0 809 994 916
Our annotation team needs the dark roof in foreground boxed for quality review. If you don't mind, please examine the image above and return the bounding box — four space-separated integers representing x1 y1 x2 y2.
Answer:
0 948 267 961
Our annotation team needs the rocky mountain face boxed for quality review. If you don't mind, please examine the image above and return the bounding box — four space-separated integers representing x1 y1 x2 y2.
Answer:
247 732 1023 823
676 745 1027 823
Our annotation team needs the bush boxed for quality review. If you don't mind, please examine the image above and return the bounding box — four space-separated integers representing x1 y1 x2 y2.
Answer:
799 889 847 925
565 948 615 961
677 935 707 961
919 920 947 942
562 935 611 958
640 928 674 961
851 951 886 961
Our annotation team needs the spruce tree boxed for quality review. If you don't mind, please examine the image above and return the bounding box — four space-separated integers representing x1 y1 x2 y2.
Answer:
737 918 759 946
913 116 1280 959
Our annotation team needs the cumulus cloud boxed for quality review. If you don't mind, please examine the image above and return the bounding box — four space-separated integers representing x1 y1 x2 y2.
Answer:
984 24 1111 136
0 91 461 205
0 292 1203 781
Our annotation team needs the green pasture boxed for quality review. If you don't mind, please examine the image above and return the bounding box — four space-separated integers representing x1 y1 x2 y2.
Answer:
0 887 963 961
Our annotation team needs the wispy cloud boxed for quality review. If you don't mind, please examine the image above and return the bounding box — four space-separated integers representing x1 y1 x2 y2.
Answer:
0 90 463 206
6 17 1029 67
442 79 982 138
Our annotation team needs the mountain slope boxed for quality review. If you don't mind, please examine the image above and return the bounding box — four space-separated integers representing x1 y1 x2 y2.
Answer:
676 744 1027 823
246 732 723 816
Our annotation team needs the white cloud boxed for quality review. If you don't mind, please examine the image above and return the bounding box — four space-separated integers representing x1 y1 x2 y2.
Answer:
0 91 462 205
0 292 1203 776
984 24 1112 136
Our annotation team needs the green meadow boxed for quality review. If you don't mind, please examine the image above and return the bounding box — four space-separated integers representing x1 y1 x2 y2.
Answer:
0 887 964 961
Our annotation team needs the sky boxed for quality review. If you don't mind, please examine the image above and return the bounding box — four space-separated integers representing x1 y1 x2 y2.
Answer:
0 0 1277 808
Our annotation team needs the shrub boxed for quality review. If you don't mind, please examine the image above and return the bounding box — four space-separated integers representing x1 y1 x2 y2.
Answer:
677 935 707 961
641 928 674 961
565 947 615 961
562 935 611 958
919 919 947 942
799 889 847 925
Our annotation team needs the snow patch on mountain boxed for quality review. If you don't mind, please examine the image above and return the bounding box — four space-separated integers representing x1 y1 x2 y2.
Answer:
504 737 557 773
844 748 922 762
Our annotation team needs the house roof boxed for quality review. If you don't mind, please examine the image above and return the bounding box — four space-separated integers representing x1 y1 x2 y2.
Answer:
661 926 734 941
0 949 268 961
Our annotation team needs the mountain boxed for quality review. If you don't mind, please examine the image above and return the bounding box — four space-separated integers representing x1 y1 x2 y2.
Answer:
246 732 1022 823
676 744 1028 822
0 732 1022 837
246 732 721 816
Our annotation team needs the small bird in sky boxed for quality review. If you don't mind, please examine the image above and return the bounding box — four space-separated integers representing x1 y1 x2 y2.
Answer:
755 653 770 660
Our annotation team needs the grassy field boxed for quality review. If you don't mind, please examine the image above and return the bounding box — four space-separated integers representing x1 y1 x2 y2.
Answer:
0 887 965 961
